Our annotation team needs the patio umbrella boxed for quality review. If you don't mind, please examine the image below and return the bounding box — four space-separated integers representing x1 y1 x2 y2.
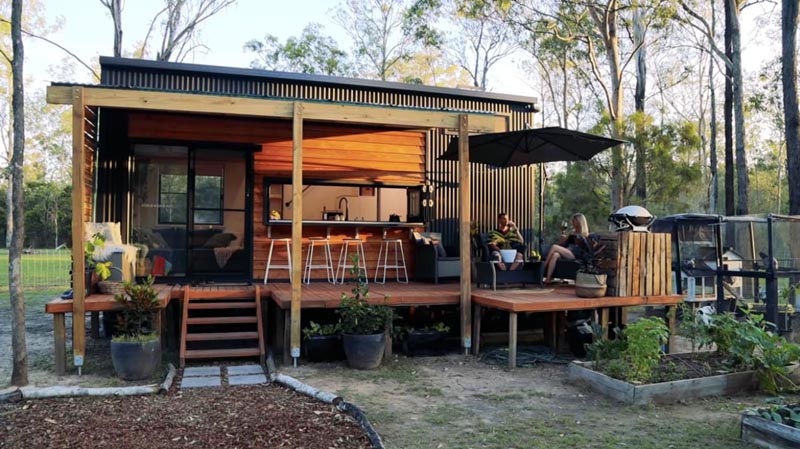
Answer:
439 126 627 253
439 126 626 167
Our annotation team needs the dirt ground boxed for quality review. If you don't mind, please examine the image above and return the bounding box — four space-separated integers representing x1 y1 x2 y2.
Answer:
282 353 799 449
3 294 799 448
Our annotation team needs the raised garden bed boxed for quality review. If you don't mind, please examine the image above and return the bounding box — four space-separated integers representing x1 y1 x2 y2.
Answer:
568 353 800 405
741 406 800 449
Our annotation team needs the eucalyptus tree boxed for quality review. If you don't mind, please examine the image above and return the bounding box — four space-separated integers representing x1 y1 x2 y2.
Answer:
244 23 353 76
99 0 237 61
333 0 423 81
782 0 799 214
8 0 26 386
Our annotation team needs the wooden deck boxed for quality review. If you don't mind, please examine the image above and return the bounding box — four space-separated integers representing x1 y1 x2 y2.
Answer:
45 281 683 372
266 281 461 309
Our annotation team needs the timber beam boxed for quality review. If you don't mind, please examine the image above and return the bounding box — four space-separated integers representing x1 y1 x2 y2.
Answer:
47 85 506 133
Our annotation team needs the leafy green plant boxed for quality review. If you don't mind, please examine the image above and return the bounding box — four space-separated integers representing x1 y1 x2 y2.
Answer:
302 321 341 340
85 232 114 280
586 323 627 371
487 227 522 250
622 317 669 383
113 276 159 340
756 404 800 428
337 255 392 335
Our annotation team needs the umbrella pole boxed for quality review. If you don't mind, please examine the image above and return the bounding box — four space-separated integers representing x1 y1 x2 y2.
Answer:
538 163 545 254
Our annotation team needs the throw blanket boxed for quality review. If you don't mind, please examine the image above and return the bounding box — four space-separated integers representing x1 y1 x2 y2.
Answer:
214 247 239 269
92 244 138 277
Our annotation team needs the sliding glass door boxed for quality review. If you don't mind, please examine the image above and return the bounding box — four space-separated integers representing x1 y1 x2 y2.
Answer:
130 144 252 281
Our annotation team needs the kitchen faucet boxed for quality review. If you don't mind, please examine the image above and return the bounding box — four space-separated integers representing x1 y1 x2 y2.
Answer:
338 197 350 221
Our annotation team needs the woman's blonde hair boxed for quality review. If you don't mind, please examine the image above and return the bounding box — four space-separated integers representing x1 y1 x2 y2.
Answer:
572 213 589 237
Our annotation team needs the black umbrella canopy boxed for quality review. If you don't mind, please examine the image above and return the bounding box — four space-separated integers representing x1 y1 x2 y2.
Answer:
440 126 627 167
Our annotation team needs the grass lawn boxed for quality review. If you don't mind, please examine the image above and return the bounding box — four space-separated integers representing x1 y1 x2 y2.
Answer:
0 248 71 292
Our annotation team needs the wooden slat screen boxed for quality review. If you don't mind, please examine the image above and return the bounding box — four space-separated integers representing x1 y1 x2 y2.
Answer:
602 232 672 297
84 106 98 222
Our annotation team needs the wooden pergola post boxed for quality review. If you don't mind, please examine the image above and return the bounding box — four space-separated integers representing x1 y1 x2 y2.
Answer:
458 114 472 353
290 102 304 366
71 87 86 373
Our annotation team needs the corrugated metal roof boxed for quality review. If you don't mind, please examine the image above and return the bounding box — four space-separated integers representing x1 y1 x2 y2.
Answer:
99 56 539 109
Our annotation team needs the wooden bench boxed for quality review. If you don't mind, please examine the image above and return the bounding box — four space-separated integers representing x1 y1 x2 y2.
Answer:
45 287 173 375
471 285 683 368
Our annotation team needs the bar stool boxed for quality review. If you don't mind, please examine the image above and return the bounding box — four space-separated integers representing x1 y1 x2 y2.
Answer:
264 238 292 284
336 238 368 284
304 237 335 284
374 238 408 284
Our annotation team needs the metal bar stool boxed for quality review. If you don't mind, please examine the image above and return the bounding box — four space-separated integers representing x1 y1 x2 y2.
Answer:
264 238 292 284
374 238 409 283
304 237 335 284
336 238 368 284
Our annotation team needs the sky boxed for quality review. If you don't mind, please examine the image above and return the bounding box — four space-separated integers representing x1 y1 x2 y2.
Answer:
25 0 539 97
26 0 775 108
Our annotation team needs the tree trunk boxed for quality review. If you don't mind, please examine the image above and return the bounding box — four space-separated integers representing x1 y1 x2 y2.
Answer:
709 0 718 214
729 0 748 215
783 0 800 215
724 0 735 216
599 1 625 210
111 0 123 57
633 6 647 204
9 0 28 387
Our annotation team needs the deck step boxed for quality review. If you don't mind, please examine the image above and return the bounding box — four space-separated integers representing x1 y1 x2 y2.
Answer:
186 316 258 325
185 331 259 341
184 347 261 359
188 301 256 310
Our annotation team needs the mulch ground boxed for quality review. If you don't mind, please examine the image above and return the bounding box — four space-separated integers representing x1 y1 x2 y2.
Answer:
0 384 371 449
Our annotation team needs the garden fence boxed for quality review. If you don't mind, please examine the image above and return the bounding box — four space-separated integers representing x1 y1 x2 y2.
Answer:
0 249 72 292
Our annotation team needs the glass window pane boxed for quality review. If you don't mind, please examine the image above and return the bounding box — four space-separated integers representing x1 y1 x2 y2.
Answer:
195 175 222 209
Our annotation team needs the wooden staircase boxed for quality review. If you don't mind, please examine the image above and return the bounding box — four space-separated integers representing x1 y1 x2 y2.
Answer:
179 285 265 368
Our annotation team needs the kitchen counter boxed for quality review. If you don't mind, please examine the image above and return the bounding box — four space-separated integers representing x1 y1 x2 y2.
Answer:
265 220 423 239
267 220 423 227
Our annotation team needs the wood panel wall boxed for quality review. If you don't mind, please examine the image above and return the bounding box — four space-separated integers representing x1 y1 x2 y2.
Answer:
128 112 425 185
83 106 98 222
600 232 672 297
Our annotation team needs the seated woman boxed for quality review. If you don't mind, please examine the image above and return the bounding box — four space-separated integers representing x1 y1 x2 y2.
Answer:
542 213 589 284
487 213 525 271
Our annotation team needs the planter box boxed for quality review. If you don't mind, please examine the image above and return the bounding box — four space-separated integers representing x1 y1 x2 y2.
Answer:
741 413 800 449
568 359 762 405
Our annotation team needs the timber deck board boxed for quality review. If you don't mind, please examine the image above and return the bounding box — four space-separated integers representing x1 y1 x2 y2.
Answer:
265 281 462 309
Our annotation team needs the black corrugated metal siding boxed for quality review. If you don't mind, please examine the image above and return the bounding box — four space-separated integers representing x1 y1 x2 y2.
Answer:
99 59 539 248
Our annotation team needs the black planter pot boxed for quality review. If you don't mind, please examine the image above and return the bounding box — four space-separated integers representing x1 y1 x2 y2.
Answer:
342 333 385 370
110 338 161 380
304 335 343 362
403 329 446 356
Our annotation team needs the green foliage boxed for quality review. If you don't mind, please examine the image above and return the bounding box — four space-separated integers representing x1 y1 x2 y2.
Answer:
622 317 669 383
487 226 522 249
84 232 113 281
687 310 800 394
302 321 341 339
113 276 159 338
244 23 352 76
756 404 800 428
111 333 160 344
586 323 627 371
338 256 392 335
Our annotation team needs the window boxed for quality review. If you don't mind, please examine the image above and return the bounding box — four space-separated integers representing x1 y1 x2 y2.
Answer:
194 175 223 224
158 173 223 224
159 174 187 224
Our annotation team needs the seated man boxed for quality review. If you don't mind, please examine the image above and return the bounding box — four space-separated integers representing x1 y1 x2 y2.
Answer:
487 212 525 271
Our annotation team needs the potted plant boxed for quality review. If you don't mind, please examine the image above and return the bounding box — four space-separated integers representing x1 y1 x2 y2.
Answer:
110 276 161 380
302 321 343 362
574 235 608 298
338 260 392 369
85 232 126 294
403 322 450 355
487 227 522 263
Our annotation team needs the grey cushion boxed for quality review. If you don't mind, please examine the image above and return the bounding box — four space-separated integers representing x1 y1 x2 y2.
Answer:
204 232 236 248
